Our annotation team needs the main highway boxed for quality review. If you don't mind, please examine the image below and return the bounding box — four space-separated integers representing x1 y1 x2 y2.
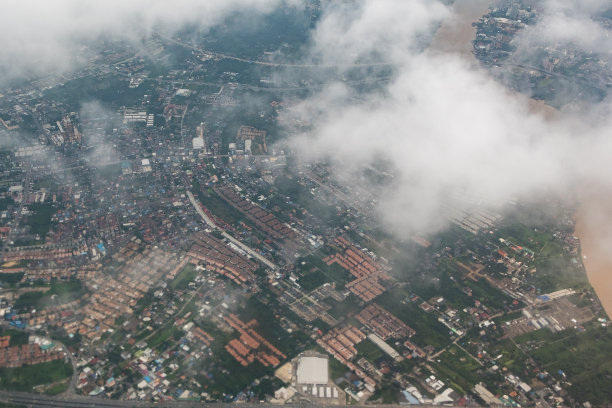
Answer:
158 33 392 69
0 390 483 408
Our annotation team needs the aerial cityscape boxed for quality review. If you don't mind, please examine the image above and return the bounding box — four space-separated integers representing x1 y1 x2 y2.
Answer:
0 0 611 407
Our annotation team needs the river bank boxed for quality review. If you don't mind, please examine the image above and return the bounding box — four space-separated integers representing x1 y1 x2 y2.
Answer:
574 191 612 318
429 0 491 59
431 0 609 317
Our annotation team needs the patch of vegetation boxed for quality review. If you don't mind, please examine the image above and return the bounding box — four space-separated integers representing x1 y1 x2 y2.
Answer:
496 222 588 292
377 288 451 350
369 380 401 404
497 310 523 323
329 356 348 380
0 402 26 408
197 7 312 60
250 377 283 400
238 296 311 358
530 325 612 405
297 269 328 291
50 332 82 347
430 345 481 394
0 197 15 211
0 328 29 346
169 264 198 291
44 75 155 109
355 338 385 362
274 175 347 229
194 319 270 399
24 202 56 238
193 184 246 227
94 163 122 179
44 382 68 395
462 276 515 311
148 326 182 350
493 339 531 376
296 254 352 287
327 294 362 320
0 360 73 392
0 272 25 287
13 280 87 312
32 176 56 190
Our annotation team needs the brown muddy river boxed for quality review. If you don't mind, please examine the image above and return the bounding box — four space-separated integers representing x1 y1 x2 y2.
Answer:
431 0 610 317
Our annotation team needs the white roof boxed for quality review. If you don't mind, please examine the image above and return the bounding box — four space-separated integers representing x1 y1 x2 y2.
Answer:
192 137 204 149
296 356 328 385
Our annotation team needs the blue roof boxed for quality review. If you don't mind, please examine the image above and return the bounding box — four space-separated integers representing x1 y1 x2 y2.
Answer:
402 391 420 404
144 376 152 383
537 295 550 301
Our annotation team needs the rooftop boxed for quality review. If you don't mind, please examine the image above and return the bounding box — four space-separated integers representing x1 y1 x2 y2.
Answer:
296 355 328 385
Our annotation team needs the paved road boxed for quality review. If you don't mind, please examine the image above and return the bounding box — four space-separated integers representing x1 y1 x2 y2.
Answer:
0 390 482 408
63 341 79 396
499 62 611 91
186 191 277 270
159 34 392 69
153 76 391 93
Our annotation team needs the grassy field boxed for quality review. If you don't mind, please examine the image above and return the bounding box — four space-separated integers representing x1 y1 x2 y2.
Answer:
148 326 182 350
193 319 271 399
14 280 87 312
305 255 352 287
491 322 612 404
430 345 482 394
237 296 312 357
496 310 523 323
369 380 401 404
193 184 246 227
297 269 328 291
0 197 15 211
355 338 385 363
496 337 535 377
329 356 349 380
169 264 197 291
327 294 362 320
0 402 26 408
377 288 451 351
0 328 28 346
24 203 56 237
529 325 612 404
32 176 57 190
496 223 588 292
273 175 346 229
0 271 25 287
0 360 73 392
43 382 69 395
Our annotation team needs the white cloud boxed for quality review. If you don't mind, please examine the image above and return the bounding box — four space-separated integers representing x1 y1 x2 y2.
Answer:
0 0 287 83
2 0 611 239
283 0 612 237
